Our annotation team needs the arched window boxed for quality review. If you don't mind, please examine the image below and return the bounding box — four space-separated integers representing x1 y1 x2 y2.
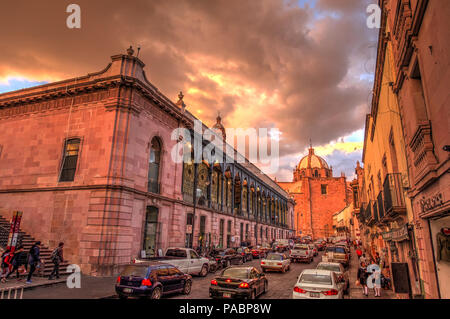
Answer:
148 137 161 193
314 170 319 178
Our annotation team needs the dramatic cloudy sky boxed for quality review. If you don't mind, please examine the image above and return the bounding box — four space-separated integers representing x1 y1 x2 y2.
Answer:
0 0 378 181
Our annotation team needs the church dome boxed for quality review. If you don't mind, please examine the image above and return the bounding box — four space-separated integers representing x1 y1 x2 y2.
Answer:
297 147 329 170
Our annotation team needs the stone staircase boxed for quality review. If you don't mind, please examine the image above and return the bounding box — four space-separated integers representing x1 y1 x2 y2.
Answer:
0 215 69 278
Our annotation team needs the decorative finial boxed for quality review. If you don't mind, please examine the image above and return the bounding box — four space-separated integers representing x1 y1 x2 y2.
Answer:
127 45 134 56
176 91 186 110
216 111 222 122
309 138 312 149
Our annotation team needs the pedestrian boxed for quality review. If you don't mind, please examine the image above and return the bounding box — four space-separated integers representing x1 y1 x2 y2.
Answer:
357 261 370 296
1 249 14 283
26 241 41 284
360 253 367 265
356 246 362 258
49 242 65 280
371 266 382 297
375 252 381 265
6 245 28 280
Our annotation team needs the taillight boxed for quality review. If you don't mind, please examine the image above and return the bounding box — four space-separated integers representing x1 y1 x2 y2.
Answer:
132 259 136 264
211 279 218 285
294 287 306 293
277 263 282 265
241 253 245 256
261 261 265 264
322 289 338 296
239 282 250 289
226 279 232 283
216 258 220 261
116 276 121 284
141 278 152 287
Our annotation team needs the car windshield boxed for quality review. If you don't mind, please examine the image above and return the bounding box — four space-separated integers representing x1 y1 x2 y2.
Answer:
120 265 149 277
294 245 308 250
266 254 283 260
222 268 249 279
166 249 187 258
335 247 346 254
317 264 341 272
299 273 332 285
326 247 335 252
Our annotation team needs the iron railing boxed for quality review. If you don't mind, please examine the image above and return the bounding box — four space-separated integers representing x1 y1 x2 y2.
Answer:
377 191 385 220
383 173 406 215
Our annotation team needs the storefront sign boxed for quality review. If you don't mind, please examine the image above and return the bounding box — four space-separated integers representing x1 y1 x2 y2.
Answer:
382 225 409 242
419 193 444 213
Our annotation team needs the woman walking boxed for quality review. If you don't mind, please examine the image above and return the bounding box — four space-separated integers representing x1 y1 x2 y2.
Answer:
357 261 370 297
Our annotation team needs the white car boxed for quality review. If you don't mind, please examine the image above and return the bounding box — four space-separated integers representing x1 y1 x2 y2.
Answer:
292 269 345 299
261 252 291 273
316 262 349 295
134 247 210 276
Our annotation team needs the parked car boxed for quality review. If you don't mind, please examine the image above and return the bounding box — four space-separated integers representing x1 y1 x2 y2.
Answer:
261 252 291 273
211 248 244 267
308 244 318 257
237 247 253 262
133 247 209 276
292 269 345 299
290 244 313 263
251 245 269 259
116 262 192 299
322 245 349 268
316 262 349 294
209 266 268 299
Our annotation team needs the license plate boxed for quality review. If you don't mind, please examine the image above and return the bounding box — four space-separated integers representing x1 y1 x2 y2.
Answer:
223 293 231 298
123 288 133 293
310 292 320 298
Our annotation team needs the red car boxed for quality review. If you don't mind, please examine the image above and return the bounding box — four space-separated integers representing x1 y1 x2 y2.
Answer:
251 245 270 259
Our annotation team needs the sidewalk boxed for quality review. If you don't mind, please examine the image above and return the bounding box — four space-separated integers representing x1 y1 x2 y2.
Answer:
21 274 116 299
345 247 395 299
0 276 66 299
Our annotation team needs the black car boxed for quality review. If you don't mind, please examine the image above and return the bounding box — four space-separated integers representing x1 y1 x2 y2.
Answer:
115 262 192 299
209 266 268 299
236 247 253 262
211 248 244 267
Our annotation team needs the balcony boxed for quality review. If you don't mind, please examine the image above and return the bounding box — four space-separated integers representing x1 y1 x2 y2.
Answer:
365 201 375 226
357 202 367 224
383 173 406 219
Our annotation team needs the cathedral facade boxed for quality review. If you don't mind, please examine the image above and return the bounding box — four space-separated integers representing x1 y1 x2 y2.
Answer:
278 147 352 240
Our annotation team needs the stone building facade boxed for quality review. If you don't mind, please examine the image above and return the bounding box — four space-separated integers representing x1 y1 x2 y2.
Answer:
278 147 352 240
0 49 294 275
357 0 450 299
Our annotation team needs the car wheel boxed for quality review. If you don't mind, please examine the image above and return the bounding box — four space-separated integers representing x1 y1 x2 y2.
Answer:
249 290 256 299
287 264 291 271
151 287 162 299
263 280 268 294
118 294 128 300
200 265 208 277
262 268 266 273
183 280 192 295
240 258 244 265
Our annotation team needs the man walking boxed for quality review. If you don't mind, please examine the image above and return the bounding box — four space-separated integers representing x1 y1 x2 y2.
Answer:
26 241 41 284
49 242 65 280
6 245 28 280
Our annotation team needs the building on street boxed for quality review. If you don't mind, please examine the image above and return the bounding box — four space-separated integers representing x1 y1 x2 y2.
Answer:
278 147 353 240
0 48 294 276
